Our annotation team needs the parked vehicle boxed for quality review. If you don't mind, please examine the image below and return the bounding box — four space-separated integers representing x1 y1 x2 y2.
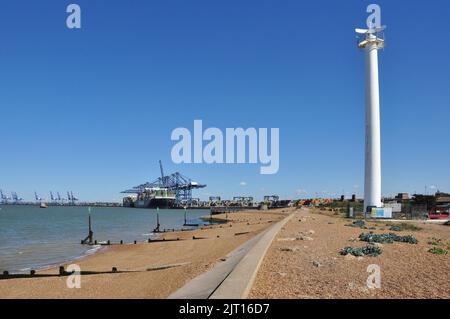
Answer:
428 204 450 219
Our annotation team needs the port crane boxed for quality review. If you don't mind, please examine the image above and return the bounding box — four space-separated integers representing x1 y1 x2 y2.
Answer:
121 160 206 205
67 191 79 204
0 189 10 204
50 191 56 203
35 192 43 202
11 192 23 203
57 192 61 202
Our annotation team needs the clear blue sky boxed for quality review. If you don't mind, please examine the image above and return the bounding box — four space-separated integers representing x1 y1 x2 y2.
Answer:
0 0 449 202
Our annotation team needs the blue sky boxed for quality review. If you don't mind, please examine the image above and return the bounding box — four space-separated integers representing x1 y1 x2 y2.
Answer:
0 0 449 202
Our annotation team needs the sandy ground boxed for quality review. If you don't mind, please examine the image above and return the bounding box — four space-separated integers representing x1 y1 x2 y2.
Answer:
0 210 287 299
249 208 450 299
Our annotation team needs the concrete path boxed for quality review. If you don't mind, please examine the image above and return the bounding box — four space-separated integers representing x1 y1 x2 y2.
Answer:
167 213 294 299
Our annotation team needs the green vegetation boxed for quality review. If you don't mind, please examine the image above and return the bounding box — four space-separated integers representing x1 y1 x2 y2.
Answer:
345 220 367 229
388 223 422 232
428 237 443 246
428 247 448 255
359 232 418 244
340 245 382 257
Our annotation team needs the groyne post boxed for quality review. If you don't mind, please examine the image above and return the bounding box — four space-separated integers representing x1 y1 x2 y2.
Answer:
81 209 94 245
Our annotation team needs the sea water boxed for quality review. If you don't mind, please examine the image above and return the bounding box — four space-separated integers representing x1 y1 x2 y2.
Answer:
0 205 210 273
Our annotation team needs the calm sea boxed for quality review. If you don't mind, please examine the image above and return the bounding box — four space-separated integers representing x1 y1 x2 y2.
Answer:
0 205 210 273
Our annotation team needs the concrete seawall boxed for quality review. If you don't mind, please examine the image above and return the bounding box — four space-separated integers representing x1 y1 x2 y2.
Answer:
168 212 294 299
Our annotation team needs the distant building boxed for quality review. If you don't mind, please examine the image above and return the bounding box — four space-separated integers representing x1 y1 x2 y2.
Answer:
396 193 409 200
436 196 450 204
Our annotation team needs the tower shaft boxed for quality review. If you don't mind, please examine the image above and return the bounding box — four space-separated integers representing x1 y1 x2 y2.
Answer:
364 39 382 211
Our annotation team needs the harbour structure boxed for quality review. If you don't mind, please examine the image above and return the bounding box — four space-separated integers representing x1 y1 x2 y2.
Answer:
50 191 55 203
48 190 79 205
50 191 63 205
209 196 222 206
263 195 291 208
11 192 23 204
67 191 79 205
0 189 10 204
264 195 279 201
232 196 255 207
356 21 386 212
121 161 206 208
34 191 43 202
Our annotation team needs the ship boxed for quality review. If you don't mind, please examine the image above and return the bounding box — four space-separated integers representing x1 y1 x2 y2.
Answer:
123 187 176 209
121 161 206 209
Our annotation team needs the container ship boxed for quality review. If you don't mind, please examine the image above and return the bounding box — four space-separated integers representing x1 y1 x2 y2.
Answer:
123 187 176 208
121 161 206 209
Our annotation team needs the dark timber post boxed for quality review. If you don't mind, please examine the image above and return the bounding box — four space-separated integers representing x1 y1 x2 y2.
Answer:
81 207 94 245
88 214 93 244
153 209 161 233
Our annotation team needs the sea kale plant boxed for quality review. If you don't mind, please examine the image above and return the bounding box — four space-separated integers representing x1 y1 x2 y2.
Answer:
359 232 418 244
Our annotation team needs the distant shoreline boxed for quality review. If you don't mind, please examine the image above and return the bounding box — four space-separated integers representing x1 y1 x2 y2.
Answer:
0 203 122 208
0 203 215 209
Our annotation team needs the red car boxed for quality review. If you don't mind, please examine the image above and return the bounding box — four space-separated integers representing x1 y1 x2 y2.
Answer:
428 204 450 219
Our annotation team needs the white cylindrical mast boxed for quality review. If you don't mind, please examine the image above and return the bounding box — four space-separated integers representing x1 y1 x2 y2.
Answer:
364 37 382 211
357 29 385 212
